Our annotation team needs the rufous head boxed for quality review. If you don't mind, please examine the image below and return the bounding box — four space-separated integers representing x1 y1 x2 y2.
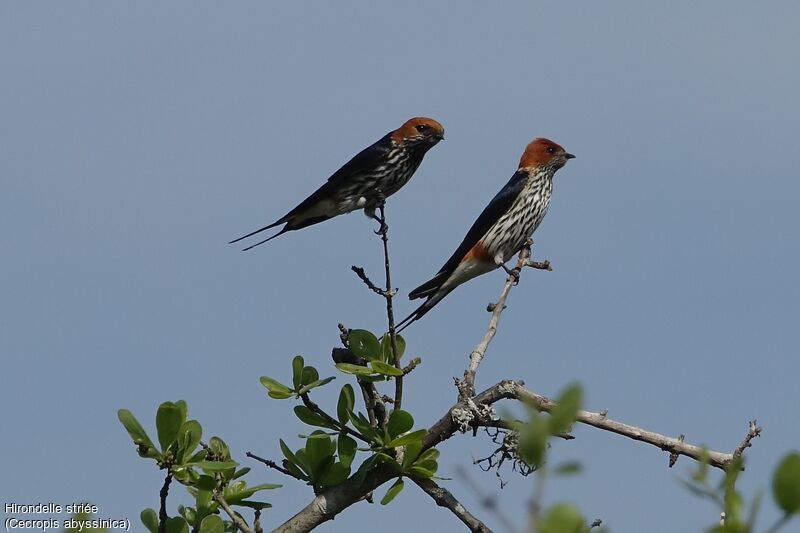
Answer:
391 117 445 147
518 138 575 171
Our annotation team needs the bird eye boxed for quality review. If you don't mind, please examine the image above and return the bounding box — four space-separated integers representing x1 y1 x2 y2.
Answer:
546 146 556 154
415 124 430 133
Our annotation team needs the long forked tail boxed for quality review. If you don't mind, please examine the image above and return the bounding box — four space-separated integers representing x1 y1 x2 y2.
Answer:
396 288 451 333
229 220 283 245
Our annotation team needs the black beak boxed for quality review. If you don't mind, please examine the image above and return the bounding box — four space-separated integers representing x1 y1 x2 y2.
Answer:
565 153 576 159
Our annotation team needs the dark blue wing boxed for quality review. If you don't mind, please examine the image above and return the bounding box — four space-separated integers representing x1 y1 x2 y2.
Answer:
409 170 527 299
273 133 393 222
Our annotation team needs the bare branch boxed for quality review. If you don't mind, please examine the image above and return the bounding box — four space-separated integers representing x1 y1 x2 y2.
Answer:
350 266 388 297
412 476 493 532
732 419 762 460
513 383 738 470
426 380 739 470
158 473 172 533
214 491 255 533
461 242 550 398
246 451 297 478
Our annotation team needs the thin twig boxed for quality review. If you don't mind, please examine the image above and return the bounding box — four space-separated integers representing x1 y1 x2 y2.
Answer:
461 242 538 398
377 204 404 410
350 266 388 296
732 420 762 459
213 491 255 533
158 472 172 533
412 476 493 532
246 451 296 478
254 509 263 533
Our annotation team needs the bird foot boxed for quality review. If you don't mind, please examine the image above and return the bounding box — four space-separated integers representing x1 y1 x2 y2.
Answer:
374 221 388 235
501 265 520 284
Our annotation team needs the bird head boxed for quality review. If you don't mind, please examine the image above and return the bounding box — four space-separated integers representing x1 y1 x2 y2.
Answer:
519 138 575 171
391 117 445 148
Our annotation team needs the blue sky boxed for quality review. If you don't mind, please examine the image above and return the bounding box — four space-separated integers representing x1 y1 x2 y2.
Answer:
2 2 799 532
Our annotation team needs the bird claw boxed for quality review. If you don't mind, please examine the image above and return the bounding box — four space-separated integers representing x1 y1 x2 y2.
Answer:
502 265 520 284
374 221 389 235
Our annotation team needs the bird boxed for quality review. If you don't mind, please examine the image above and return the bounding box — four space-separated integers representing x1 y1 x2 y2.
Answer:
396 137 575 332
229 117 445 250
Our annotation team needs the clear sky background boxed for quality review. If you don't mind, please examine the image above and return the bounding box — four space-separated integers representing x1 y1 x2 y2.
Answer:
2 2 799 532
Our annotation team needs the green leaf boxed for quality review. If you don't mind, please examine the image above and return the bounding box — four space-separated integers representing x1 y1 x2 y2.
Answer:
195 475 216 491
553 461 583 476
225 482 282 504
352 454 379 486
380 333 406 363
292 356 304 390
186 450 207 464
176 420 202 464
380 478 405 505
283 460 308 480
409 464 436 478
175 401 189 425
165 516 189 533
177 505 195 526
387 410 414 439
260 376 294 399
549 384 582 435
537 503 585 533
300 366 320 386
416 448 440 464
208 436 229 458
280 439 308 475
386 429 427 448
232 467 251 480
338 434 357 468
298 376 336 396
319 462 351 488
402 442 423 471
305 432 336 477
335 363 379 377
140 508 158 533
156 402 185 452
337 384 355 425
370 360 404 377
195 460 238 472
773 451 800 514
518 413 549 468
293 405 339 430
238 501 273 510
118 409 157 452
348 329 381 361
198 515 224 533
348 410 380 443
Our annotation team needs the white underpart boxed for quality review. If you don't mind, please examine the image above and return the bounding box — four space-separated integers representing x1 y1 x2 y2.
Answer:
356 196 368 208
442 258 495 292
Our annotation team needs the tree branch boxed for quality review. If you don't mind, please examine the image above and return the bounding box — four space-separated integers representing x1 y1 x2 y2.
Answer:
377 204 403 409
214 491 255 533
427 380 740 470
461 242 547 398
732 419 762 460
271 463 398 532
158 472 172 533
411 476 493 532
246 451 297 478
